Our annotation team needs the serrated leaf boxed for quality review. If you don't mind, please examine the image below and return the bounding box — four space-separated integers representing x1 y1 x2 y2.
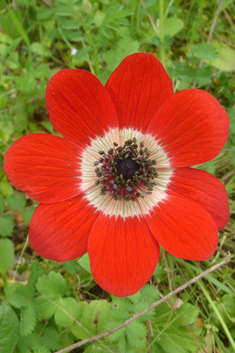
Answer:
54 297 81 328
206 41 235 72
4 283 28 308
63 259 80 274
17 333 41 353
20 305 37 336
0 304 19 353
0 238 14 274
0 214 14 236
126 320 146 348
104 37 139 71
35 322 61 350
191 43 218 60
36 271 66 299
71 300 110 339
0 195 5 212
27 263 44 287
7 193 26 210
33 296 59 319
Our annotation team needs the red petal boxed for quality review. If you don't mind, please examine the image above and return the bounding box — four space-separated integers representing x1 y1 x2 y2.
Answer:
88 215 160 297
29 195 100 261
167 168 229 230
4 133 83 203
105 53 173 132
46 69 119 146
144 194 218 261
147 89 229 167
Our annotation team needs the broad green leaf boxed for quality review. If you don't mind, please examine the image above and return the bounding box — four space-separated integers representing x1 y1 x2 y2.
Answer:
0 214 14 236
0 238 14 274
54 297 81 328
36 271 67 299
162 18 184 37
20 305 37 336
7 193 26 210
0 304 19 353
33 296 59 319
190 43 218 60
206 42 235 72
79 253 91 274
71 300 110 339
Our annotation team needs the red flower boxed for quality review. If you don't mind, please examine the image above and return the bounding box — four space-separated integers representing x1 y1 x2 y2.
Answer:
4 53 229 297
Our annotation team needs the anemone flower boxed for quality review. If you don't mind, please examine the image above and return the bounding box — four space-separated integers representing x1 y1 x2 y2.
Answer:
4 53 229 297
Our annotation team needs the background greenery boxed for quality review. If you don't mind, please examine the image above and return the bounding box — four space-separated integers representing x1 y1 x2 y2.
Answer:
0 0 234 352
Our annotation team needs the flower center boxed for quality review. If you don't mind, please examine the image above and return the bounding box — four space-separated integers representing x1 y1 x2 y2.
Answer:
115 156 140 180
94 138 158 201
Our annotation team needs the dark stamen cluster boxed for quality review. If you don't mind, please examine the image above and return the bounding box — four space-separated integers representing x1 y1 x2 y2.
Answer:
94 138 158 201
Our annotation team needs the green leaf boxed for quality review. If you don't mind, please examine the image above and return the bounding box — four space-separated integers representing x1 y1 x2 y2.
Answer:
79 253 91 274
126 320 146 347
0 304 19 353
206 41 235 72
0 195 5 212
36 271 67 299
36 8 54 21
190 43 218 60
20 305 37 336
0 238 14 274
54 297 81 328
0 214 14 236
17 333 41 353
22 206 35 225
4 283 28 308
33 296 59 319
7 193 26 210
63 259 80 274
211 294 235 329
27 263 44 287
153 300 203 353
104 37 139 71
163 18 184 37
0 181 13 196
72 300 110 339
35 323 61 350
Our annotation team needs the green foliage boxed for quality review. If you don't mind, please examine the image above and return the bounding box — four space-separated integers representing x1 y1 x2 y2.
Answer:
6 193 26 210
0 214 14 236
0 304 19 353
0 0 234 352
36 271 67 299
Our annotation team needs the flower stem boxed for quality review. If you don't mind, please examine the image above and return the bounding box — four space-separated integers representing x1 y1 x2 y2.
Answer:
159 0 165 67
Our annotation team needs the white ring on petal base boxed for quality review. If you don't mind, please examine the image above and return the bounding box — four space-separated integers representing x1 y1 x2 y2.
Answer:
81 128 173 218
